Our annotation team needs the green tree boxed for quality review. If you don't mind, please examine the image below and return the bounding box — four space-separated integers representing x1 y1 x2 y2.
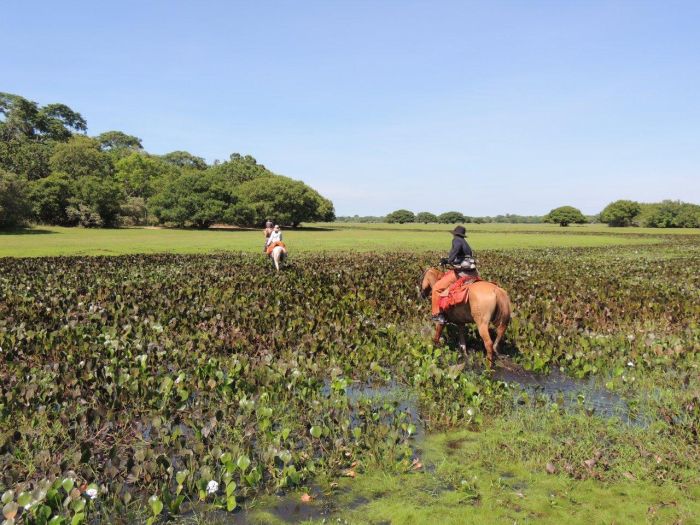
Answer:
96 131 143 157
437 211 465 224
544 206 587 227
149 171 236 228
28 172 75 225
114 152 176 199
0 93 86 181
386 209 416 224
49 135 113 179
73 176 125 227
0 139 53 180
0 169 32 228
208 153 271 184
599 200 641 227
645 200 700 228
416 211 438 223
161 150 207 170
235 175 335 226
0 92 86 141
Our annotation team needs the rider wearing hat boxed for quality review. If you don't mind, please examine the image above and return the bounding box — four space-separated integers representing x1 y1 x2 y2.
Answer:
431 225 473 324
263 220 274 252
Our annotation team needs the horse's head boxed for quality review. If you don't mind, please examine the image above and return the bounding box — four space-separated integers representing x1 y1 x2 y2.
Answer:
418 267 443 300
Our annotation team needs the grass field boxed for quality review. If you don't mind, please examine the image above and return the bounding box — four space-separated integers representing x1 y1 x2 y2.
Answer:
3 222 695 257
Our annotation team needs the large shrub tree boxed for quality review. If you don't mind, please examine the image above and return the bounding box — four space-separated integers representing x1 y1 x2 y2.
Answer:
544 206 587 227
437 211 465 224
599 200 641 227
234 175 335 226
416 211 438 223
386 209 415 224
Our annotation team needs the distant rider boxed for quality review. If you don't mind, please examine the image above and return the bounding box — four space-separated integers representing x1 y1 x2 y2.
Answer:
266 225 284 254
431 225 474 324
263 220 274 252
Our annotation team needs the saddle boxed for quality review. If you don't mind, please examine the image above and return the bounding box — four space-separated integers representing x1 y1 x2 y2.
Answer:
266 241 286 255
439 275 482 311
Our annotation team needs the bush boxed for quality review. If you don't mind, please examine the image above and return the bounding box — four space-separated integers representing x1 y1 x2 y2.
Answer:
0 169 32 228
644 201 700 228
437 211 465 224
119 197 148 226
66 203 103 227
386 209 416 224
415 211 438 223
599 200 641 227
544 206 587 227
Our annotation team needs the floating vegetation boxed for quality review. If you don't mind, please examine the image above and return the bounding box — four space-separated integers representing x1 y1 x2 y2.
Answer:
1 244 698 523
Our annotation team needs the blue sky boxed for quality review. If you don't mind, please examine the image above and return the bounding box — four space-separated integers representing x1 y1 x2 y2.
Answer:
3 1 699 216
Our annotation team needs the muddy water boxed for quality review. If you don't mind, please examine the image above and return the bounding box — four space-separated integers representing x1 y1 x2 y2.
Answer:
493 358 644 425
183 365 642 523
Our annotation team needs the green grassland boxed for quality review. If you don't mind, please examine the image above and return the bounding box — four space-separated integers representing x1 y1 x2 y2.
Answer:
3 222 695 257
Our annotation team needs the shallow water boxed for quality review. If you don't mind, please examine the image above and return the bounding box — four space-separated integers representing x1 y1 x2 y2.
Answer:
492 358 644 425
182 364 644 523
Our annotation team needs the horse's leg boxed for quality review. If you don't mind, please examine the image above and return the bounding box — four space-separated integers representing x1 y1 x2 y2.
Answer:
432 323 444 345
493 322 507 356
477 321 495 369
457 323 467 358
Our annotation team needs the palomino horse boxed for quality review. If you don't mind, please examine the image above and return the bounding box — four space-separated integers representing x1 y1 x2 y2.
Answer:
420 268 511 367
271 245 287 271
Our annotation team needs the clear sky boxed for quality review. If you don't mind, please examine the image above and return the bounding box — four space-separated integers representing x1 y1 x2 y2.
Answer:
3 1 699 216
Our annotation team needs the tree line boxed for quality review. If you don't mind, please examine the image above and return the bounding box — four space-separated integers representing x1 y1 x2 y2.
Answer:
0 92 334 229
340 200 700 228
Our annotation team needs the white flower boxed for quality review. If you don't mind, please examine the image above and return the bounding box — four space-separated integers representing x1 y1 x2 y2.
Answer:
627 361 634 367
86 488 98 499
467 408 474 417
206 480 219 495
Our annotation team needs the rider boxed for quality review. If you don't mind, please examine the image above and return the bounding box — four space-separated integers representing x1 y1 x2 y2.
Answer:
263 220 274 252
266 225 283 254
431 225 473 324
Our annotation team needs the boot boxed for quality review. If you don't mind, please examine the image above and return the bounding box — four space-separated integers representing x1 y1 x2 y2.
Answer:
431 313 447 324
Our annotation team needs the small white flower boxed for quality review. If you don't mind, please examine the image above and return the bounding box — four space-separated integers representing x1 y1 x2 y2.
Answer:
206 480 219 495
627 361 634 367
467 408 474 417
86 488 98 499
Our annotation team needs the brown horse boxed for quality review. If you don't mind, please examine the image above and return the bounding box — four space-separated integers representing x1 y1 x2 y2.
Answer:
420 268 511 367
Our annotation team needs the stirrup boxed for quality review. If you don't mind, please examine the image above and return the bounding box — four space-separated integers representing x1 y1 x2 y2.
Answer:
431 313 447 325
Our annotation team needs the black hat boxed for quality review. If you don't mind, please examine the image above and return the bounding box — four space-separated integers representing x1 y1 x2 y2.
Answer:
452 225 467 237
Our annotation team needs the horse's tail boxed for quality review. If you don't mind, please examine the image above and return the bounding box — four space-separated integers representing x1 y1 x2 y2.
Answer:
493 286 511 327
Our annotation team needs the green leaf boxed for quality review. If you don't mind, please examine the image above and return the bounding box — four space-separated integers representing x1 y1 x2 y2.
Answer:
148 495 163 516
226 482 236 497
71 513 85 525
309 426 322 438
236 455 250 472
61 479 74 494
16 492 31 508
175 469 189 485
226 495 237 512
1 491 14 505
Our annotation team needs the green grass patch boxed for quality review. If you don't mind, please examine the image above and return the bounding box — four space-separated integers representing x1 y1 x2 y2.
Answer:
0 223 669 257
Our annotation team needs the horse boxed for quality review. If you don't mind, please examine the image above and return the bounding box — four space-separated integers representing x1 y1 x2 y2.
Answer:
420 268 511 368
270 245 287 271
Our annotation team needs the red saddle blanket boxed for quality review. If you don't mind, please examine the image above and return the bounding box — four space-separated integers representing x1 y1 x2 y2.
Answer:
439 275 482 311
